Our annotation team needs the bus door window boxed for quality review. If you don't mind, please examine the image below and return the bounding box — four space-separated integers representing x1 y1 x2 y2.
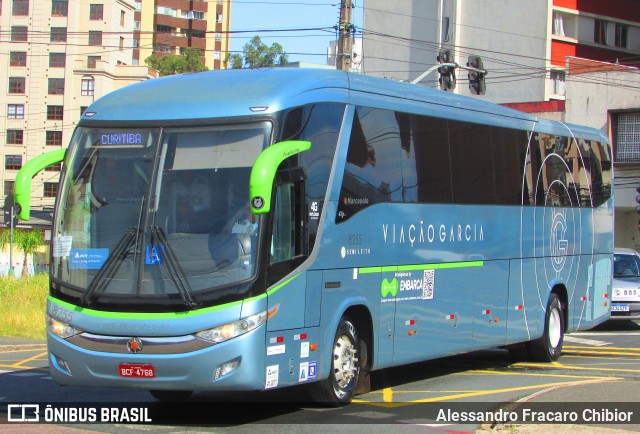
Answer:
269 170 307 285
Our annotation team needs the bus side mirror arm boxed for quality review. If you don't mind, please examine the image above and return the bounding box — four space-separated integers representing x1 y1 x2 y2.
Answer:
249 140 311 214
14 148 67 221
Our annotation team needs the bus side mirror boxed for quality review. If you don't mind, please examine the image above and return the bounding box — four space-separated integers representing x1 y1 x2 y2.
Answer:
14 148 66 221
249 140 311 215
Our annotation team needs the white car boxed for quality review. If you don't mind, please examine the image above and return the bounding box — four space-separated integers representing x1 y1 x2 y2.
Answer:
611 248 640 321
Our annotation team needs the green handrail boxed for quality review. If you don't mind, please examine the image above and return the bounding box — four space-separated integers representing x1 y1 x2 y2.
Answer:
249 140 311 214
14 148 66 220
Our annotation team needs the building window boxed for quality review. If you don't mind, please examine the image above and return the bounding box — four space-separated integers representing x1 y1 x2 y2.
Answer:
594 19 607 45
8 77 25 94
90 4 103 20
120 10 125 26
44 182 58 198
11 26 28 42
615 23 628 48
45 162 62 171
48 78 65 95
615 112 640 162
5 181 15 196
47 105 64 120
12 0 28 16
46 131 63 146
156 6 176 17
119 36 124 50
49 52 66 67
9 51 27 67
5 155 23 170
81 78 94 96
88 31 102 46
51 0 68 17
51 27 67 43
6 129 23 145
134 20 140 30
550 70 566 96
87 55 101 68
8 104 25 119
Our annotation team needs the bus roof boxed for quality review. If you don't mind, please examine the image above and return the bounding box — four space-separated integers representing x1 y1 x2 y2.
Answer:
81 68 605 142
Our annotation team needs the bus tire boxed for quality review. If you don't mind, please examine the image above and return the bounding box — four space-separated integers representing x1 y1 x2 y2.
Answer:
309 316 361 406
528 293 564 362
149 390 193 401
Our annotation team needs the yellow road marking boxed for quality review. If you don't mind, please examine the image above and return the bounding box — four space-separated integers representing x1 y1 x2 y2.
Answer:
563 349 640 356
8 351 48 369
516 360 640 374
461 369 611 379
564 345 640 351
353 377 620 406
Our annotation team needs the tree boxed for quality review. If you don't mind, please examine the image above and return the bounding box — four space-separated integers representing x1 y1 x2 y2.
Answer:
228 36 289 69
0 228 44 278
145 48 209 77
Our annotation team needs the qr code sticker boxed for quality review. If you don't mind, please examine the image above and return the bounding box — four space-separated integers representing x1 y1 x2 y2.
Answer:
422 269 434 299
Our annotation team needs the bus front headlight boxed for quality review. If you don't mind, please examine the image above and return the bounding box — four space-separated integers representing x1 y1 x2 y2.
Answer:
47 314 82 339
196 310 267 344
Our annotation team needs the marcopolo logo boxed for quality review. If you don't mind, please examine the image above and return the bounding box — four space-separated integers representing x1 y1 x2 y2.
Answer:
381 278 398 297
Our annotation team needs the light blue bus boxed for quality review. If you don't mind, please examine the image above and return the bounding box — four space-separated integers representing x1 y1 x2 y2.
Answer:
14 68 614 405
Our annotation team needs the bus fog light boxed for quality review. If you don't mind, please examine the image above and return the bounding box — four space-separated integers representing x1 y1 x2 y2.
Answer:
214 358 241 380
53 354 72 374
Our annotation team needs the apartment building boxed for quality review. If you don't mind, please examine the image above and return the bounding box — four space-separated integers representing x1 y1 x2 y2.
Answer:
134 0 231 70
0 0 161 224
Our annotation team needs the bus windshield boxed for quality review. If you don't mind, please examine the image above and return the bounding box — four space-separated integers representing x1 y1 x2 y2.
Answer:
52 122 271 310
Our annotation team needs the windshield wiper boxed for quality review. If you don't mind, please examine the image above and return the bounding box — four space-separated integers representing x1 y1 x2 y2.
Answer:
150 226 199 309
81 227 137 306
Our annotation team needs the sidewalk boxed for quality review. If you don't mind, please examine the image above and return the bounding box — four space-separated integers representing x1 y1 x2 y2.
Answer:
0 336 46 351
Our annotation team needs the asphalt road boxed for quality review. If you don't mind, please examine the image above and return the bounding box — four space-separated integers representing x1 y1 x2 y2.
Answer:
0 320 639 433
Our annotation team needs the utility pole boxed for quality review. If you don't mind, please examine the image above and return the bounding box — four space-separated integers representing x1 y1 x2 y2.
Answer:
337 1 353 71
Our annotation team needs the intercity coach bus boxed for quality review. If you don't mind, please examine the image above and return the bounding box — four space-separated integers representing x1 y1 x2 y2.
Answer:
14 68 613 405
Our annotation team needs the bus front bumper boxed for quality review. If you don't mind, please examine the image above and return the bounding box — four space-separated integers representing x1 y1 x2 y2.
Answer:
47 328 267 392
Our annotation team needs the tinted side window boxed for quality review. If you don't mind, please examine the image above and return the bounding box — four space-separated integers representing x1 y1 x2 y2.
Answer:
449 120 494 204
281 103 344 248
411 114 452 203
337 107 402 222
493 128 529 205
590 140 612 208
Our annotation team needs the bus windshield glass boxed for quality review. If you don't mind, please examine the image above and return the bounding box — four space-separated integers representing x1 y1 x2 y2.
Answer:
52 122 271 309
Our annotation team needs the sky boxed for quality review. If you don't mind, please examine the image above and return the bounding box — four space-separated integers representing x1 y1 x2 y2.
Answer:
229 0 364 65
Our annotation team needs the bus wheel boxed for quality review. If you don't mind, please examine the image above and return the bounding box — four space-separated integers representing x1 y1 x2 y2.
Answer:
149 390 193 401
528 293 564 362
310 316 360 406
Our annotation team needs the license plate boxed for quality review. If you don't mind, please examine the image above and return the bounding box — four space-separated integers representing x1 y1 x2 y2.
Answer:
119 363 155 378
611 305 630 312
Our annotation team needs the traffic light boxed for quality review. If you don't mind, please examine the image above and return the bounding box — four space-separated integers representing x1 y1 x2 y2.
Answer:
2 193 18 228
467 55 486 95
437 49 456 91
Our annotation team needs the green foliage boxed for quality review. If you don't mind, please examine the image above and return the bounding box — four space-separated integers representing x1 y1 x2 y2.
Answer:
0 274 48 339
145 48 209 76
228 36 289 69
0 228 45 277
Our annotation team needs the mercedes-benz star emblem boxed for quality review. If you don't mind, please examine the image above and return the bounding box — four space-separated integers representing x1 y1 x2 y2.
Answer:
126 338 143 354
